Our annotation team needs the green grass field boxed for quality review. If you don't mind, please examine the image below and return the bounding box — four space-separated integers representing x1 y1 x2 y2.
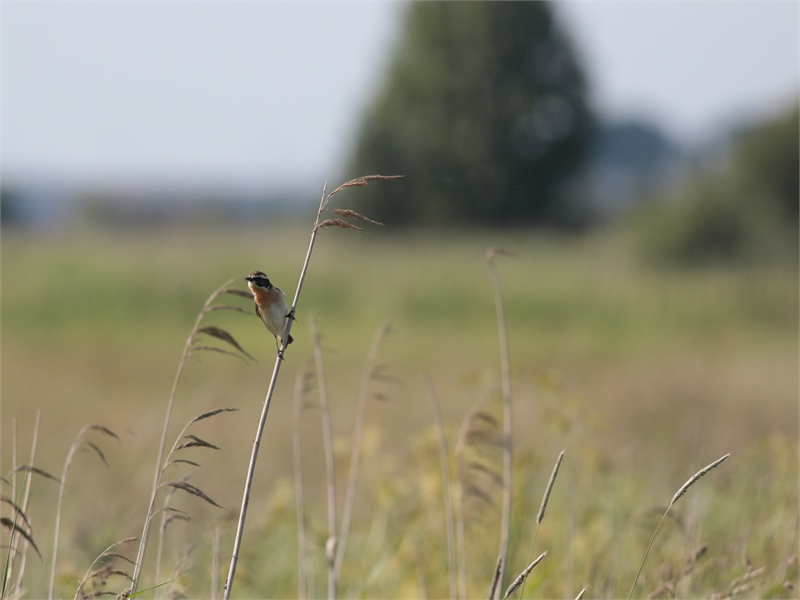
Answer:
2 218 797 598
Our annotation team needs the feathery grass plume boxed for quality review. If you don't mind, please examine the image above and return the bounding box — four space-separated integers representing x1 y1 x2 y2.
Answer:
130 276 251 595
519 450 565 598
0 498 32 533
455 396 499 599
0 519 40 561
147 410 235 594
326 174 404 201
162 545 194 598
292 358 315 600
335 320 394 581
74 537 137 600
310 317 338 600
628 453 731 600
224 175 399 598
331 209 384 226
49 424 119 600
707 564 767 599
486 248 516 598
424 375 458 600
75 565 132 600
315 219 364 232
503 551 547 599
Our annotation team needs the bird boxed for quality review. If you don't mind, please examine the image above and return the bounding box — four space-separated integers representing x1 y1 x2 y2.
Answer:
245 271 294 353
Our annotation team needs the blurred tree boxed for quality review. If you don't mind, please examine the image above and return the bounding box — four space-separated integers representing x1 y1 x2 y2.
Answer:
731 107 799 223
346 1 594 226
1 186 23 225
635 105 799 266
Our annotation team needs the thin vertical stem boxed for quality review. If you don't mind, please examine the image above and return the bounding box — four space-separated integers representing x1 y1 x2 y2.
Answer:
335 321 392 579
13 412 41 593
49 424 95 600
223 185 328 599
211 526 220 600
487 249 513 598
223 175 398 597
627 453 730 600
131 278 236 594
293 360 313 600
424 375 458 600
4 420 17 591
311 317 338 600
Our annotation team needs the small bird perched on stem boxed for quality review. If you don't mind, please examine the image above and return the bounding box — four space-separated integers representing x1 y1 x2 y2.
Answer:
245 271 294 355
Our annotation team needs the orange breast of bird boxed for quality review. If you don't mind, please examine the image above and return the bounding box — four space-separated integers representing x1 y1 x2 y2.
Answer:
250 284 292 343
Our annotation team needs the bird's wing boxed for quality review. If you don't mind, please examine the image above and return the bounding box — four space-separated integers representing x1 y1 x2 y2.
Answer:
254 302 262 319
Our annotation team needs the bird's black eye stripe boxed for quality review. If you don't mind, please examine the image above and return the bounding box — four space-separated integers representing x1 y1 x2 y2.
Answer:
250 276 271 288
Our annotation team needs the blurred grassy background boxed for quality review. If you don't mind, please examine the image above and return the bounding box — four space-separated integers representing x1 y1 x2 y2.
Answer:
2 218 796 597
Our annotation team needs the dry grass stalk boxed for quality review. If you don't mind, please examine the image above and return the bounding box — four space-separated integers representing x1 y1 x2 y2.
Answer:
0 519 39 562
74 537 137 600
0 499 31 534
537 450 564 524
131 277 250 594
148 408 235 596
424 375 458 600
574 586 587 599
486 248 515 598
331 209 384 226
519 450 565 598
671 453 730 505
487 558 504 600
310 317 338 600
326 174 404 201
11 412 41 594
49 424 119 600
154 481 183 599
454 395 496 600
316 219 364 232
2 419 19 596
628 453 731 600
503 551 547 599
335 320 393 581
211 526 221 600
292 359 315 600
455 412 471 600
223 175 398 598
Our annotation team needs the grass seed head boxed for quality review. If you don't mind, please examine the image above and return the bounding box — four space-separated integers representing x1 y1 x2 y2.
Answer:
671 453 730 506
315 218 365 232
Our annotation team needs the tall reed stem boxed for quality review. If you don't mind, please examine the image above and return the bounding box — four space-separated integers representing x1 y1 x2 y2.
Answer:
12 412 40 594
292 360 313 600
335 321 391 580
223 185 327 599
424 375 458 600
486 249 514 598
311 318 338 600
223 175 398 597
49 423 118 599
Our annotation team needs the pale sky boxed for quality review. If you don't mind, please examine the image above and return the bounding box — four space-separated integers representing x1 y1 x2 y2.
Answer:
2 1 797 193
